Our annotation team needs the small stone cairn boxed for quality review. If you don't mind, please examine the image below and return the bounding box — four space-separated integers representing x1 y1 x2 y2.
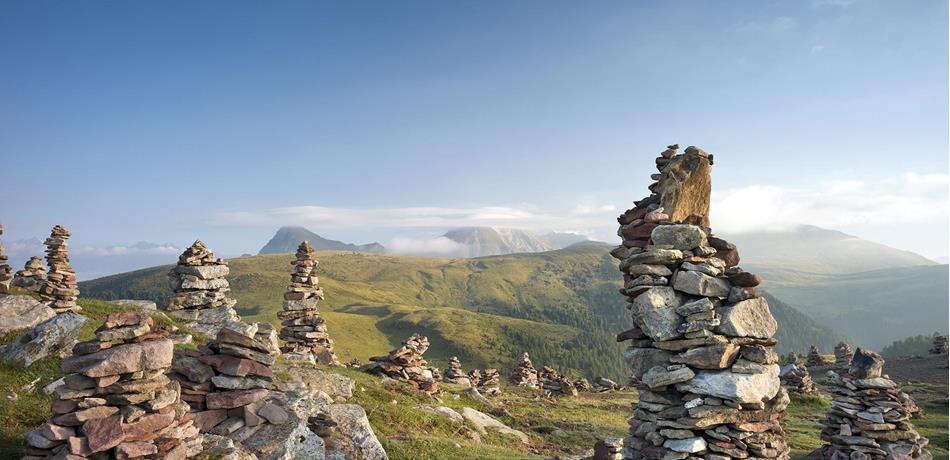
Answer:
166 240 241 337
13 256 47 292
613 145 789 460
478 368 502 396
591 377 623 392
810 348 931 460
171 323 283 437
38 225 80 313
24 311 199 459
574 377 592 392
807 345 825 367
930 335 947 355
537 366 577 397
365 333 439 395
278 241 339 365
834 342 853 369
510 352 539 388
595 438 625 460
0 224 12 294
779 362 818 395
443 356 472 386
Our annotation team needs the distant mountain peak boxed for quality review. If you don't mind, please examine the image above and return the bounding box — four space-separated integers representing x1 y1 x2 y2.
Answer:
258 226 386 255
440 227 590 257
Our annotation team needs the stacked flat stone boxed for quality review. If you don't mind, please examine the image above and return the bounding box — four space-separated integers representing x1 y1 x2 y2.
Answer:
478 368 502 396
23 312 199 459
537 366 577 397
365 333 439 395
613 145 789 460
779 363 818 395
38 226 80 313
834 342 853 369
0 224 12 294
171 323 283 439
13 256 47 292
595 438 625 460
278 241 339 365
443 356 472 386
592 377 623 393
807 345 825 367
166 240 240 337
574 377 593 392
510 352 539 388
810 348 931 460
930 335 947 355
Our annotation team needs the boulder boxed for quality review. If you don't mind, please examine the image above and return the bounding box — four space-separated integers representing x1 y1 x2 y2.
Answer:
459 407 530 444
676 365 780 404
632 287 686 341
673 271 730 298
715 297 777 339
650 225 707 251
328 404 389 460
849 348 884 379
1 312 87 367
0 295 56 335
242 418 326 460
421 406 464 424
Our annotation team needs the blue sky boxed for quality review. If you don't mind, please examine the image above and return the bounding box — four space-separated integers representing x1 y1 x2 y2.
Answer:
1 0 947 269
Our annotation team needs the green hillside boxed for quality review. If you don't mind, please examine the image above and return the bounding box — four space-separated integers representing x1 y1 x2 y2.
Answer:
80 243 844 379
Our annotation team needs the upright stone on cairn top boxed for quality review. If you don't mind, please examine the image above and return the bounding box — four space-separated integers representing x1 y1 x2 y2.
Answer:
38 225 80 313
165 240 241 337
278 241 339 365
613 144 788 460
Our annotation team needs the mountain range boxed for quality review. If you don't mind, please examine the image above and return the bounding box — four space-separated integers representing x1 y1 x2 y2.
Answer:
258 226 385 255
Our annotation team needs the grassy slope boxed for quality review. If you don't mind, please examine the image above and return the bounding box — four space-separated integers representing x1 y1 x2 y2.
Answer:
80 244 845 379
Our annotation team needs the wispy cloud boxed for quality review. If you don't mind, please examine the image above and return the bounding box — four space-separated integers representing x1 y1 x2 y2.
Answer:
711 172 949 233
735 16 799 34
387 236 467 257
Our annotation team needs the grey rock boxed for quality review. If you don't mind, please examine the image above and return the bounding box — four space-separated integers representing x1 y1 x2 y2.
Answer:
624 264 673 277
673 271 730 298
625 249 684 265
0 295 55 336
421 406 464 424
676 364 780 404
243 418 326 460
1 312 87 367
632 287 686 341
675 298 715 317
459 407 530 444
624 347 674 380
642 366 695 389
651 225 707 251
715 297 777 339
663 437 707 453
106 299 157 310
329 403 389 459
176 264 229 280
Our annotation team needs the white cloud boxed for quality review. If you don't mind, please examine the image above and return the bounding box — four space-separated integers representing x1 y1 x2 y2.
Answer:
387 237 467 257
711 173 949 234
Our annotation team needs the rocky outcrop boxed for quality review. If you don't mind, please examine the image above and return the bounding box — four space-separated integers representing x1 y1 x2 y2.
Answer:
510 352 539 388
1 312 87 367
834 342 853 369
930 335 947 355
810 348 931 460
0 224 11 294
327 404 388 460
278 241 339 365
12 256 46 292
38 225 80 313
364 333 438 395
165 240 241 337
0 294 56 336
613 144 788 460
443 356 472 386
23 312 199 458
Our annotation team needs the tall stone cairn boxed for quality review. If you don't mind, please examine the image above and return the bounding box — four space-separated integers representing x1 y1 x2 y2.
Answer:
278 241 339 365
443 356 472 386
13 256 47 292
365 333 439 394
834 342 853 369
166 240 241 337
170 323 285 438
23 312 199 459
38 225 80 313
810 348 931 460
613 144 789 460
930 335 947 355
807 345 824 367
0 224 12 294
510 352 539 388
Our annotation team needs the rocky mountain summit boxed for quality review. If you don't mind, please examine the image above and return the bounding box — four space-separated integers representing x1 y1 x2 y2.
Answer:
612 144 788 460
259 226 385 255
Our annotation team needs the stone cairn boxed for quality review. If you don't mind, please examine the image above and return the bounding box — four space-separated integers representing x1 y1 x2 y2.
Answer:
0 224 12 294
171 323 284 438
478 368 502 396
510 352 539 388
810 348 930 460
592 377 623 393
38 225 80 313
807 345 825 367
595 438 625 460
537 366 577 397
278 241 339 365
574 377 593 392
24 312 199 459
929 335 947 355
613 145 789 460
443 356 472 386
166 240 241 337
13 256 47 292
365 333 439 395
779 362 818 396
834 342 853 369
